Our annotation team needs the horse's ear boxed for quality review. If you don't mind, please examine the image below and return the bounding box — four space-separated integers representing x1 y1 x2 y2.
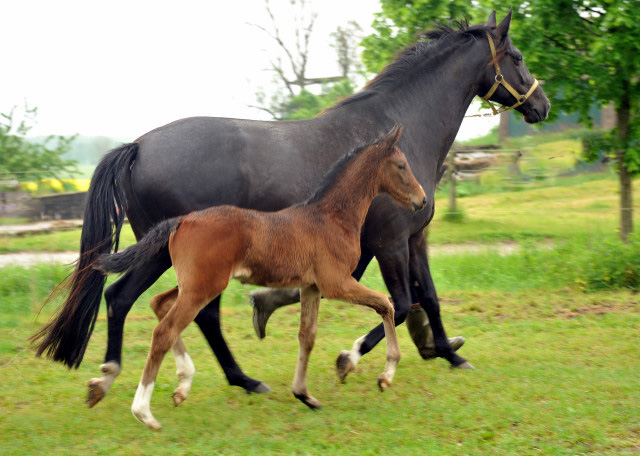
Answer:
494 8 512 41
487 10 497 28
382 125 403 149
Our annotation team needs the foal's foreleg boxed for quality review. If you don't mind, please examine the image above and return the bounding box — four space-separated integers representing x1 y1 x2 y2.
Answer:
292 286 322 409
328 279 401 391
149 287 195 406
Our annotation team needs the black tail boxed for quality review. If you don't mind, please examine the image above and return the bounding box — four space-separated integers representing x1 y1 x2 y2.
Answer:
31 143 138 368
96 218 180 274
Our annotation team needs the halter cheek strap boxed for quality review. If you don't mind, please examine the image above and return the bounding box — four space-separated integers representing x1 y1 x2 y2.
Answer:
479 32 539 116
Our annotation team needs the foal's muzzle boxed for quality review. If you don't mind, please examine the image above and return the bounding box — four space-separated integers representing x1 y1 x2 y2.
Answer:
411 189 428 212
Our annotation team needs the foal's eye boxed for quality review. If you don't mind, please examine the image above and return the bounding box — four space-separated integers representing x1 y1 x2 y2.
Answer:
397 164 406 170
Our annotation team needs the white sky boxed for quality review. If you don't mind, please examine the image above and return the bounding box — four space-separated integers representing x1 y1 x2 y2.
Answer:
1 0 496 141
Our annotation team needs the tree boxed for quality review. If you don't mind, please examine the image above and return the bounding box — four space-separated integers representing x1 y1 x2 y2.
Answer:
361 1 640 241
0 106 77 187
361 0 477 74
251 0 363 120
501 1 640 241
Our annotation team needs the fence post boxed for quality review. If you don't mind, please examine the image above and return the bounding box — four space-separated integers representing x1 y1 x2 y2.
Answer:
447 147 457 216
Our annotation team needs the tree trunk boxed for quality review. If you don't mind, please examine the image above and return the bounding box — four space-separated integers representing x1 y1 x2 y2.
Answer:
616 88 632 242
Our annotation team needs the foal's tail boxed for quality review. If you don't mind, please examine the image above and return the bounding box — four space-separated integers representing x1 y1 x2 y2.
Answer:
31 143 138 369
96 218 180 274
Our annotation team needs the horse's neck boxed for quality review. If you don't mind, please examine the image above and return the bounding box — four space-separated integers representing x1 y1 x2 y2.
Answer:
335 41 484 184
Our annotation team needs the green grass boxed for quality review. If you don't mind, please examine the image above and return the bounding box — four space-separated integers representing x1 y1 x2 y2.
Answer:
0 262 638 455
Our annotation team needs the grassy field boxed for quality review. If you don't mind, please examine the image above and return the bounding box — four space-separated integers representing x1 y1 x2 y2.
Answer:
1 141 640 454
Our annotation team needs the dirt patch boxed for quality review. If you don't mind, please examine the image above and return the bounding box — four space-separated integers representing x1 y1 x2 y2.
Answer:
0 252 78 268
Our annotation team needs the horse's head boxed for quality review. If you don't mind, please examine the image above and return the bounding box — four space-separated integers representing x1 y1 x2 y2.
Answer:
478 9 550 124
378 125 427 212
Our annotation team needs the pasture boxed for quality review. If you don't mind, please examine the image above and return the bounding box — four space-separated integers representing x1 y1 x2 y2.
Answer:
1 167 640 454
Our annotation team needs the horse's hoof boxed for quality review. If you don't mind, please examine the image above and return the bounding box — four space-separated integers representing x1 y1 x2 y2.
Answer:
336 351 353 382
293 393 322 410
247 382 272 394
452 361 475 370
250 290 277 339
378 376 391 392
86 379 106 408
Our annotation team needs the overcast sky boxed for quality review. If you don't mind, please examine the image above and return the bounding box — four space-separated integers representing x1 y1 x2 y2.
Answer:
1 0 496 141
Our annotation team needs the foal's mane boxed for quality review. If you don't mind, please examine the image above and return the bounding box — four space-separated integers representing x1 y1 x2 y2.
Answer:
325 21 498 111
304 137 388 205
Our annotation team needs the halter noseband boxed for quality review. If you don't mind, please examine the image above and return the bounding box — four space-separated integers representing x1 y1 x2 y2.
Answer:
479 32 539 116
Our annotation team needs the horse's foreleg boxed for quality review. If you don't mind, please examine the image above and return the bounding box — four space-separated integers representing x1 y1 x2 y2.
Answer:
88 258 170 408
149 287 195 406
292 286 321 409
327 278 401 391
132 290 210 430
408 232 473 369
336 246 411 382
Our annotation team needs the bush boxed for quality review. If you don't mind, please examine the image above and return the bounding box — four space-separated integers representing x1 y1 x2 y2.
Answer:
580 235 640 291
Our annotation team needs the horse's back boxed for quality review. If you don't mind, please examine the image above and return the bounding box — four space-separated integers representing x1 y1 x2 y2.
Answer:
128 116 350 228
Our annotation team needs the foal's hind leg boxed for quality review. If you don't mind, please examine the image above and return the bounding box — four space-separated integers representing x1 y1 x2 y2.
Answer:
132 289 214 430
292 286 322 409
149 287 196 406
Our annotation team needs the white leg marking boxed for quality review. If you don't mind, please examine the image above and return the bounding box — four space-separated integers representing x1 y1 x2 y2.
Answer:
131 381 161 430
96 361 120 391
173 351 195 402
346 335 366 368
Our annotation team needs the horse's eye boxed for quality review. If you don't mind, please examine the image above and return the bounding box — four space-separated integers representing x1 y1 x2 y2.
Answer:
397 164 406 170
514 54 523 64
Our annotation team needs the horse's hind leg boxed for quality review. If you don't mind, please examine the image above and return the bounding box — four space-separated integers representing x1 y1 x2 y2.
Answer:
87 257 170 407
149 287 195 406
292 286 321 409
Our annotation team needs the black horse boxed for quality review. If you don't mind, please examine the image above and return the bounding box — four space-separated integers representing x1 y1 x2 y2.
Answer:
33 10 549 405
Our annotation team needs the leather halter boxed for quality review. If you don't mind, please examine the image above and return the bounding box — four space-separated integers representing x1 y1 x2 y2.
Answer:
479 32 539 115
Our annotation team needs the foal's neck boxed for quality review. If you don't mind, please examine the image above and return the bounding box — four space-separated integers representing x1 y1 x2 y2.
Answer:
313 151 382 233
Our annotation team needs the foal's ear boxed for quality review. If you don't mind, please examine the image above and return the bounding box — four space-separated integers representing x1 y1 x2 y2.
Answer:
494 8 512 41
382 125 403 149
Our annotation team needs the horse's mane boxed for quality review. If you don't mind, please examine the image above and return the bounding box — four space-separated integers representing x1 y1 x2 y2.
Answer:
325 21 497 111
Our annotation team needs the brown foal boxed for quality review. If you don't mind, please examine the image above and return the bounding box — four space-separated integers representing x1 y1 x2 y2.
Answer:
97 125 426 429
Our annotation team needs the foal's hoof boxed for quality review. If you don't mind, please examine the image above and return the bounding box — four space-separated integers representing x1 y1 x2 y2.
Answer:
336 351 354 382
452 361 475 370
378 376 391 392
172 391 186 407
246 382 272 394
86 380 106 408
294 393 322 410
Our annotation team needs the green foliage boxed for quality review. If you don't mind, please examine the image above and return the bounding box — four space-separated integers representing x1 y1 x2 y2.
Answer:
579 235 640 291
279 80 355 120
361 0 478 74
0 106 78 188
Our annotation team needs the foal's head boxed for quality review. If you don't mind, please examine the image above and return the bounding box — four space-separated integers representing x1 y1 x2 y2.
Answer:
375 125 427 212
